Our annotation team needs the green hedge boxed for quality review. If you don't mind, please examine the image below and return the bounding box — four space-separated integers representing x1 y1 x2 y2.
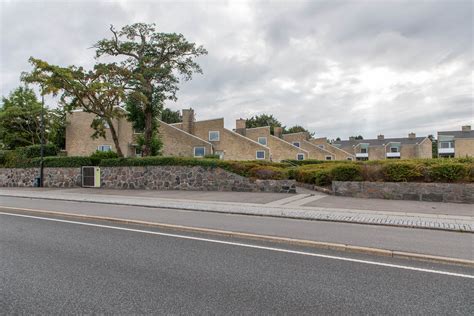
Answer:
381 162 425 182
428 163 468 182
16 144 58 158
90 150 119 165
30 156 93 168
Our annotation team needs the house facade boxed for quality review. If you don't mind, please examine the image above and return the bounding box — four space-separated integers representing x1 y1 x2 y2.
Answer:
437 125 474 158
333 133 432 160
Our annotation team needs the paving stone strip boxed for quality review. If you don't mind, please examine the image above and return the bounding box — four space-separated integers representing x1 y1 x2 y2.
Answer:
0 190 472 233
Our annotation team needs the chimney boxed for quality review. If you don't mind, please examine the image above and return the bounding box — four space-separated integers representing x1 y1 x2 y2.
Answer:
377 134 384 140
235 118 246 135
273 126 283 138
182 108 195 134
408 132 416 139
349 136 356 141
462 125 471 132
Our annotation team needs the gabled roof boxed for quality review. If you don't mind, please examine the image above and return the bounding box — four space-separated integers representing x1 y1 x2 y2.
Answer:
438 130 474 139
334 136 428 147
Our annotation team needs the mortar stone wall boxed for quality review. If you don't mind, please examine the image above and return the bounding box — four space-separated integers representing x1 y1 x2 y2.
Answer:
332 181 474 204
100 166 295 192
0 167 81 188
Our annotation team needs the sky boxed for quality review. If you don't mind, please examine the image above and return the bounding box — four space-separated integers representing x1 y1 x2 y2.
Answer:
1 0 472 139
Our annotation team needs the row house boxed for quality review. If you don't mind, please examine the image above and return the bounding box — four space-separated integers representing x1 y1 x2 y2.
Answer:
332 133 432 160
437 125 474 158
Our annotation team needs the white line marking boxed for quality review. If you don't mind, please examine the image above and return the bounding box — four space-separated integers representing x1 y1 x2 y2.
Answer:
285 194 327 206
1 211 473 279
266 194 311 205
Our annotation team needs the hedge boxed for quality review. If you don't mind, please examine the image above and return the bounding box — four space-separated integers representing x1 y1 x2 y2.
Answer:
30 156 93 168
16 144 58 159
428 163 468 182
381 162 425 182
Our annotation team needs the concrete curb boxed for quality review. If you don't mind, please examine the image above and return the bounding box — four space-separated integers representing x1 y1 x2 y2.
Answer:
0 192 471 233
2 206 473 267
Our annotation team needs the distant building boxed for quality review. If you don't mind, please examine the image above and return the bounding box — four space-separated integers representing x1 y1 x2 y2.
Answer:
332 133 432 160
437 125 474 158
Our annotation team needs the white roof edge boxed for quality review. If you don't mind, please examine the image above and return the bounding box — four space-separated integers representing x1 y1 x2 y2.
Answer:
158 119 212 146
225 129 269 149
269 135 309 154
302 140 335 156
325 143 356 157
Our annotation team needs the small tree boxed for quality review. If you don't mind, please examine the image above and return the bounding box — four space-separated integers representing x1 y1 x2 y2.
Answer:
23 59 130 157
350 135 364 140
284 125 315 137
93 23 207 156
161 108 182 124
0 86 43 149
428 134 438 158
245 114 284 135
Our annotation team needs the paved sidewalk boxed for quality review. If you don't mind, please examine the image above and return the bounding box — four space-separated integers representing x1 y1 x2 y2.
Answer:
0 188 472 232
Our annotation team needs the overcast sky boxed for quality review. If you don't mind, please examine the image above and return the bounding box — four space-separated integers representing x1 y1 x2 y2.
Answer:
1 0 472 139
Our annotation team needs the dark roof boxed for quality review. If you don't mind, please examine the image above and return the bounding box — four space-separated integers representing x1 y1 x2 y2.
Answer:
334 136 428 148
438 130 474 139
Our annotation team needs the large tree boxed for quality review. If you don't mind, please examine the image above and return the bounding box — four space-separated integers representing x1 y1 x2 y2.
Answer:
284 125 315 137
160 108 182 124
93 23 207 156
23 59 130 156
0 86 43 149
245 114 284 135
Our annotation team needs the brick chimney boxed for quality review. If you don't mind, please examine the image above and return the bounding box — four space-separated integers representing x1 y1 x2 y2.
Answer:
377 134 384 140
273 126 283 138
408 132 416 139
235 118 246 135
462 125 471 132
182 108 195 134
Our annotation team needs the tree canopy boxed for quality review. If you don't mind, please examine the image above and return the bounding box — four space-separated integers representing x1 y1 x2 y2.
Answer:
160 108 182 124
94 23 207 156
245 114 284 135
284 125 315 137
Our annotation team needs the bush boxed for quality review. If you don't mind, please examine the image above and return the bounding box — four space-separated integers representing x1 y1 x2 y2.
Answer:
428 163 468 182
1 150 32 168
248 166 288 180
31 156 93 168
90 150 119 165
204 154 220 159
330 164 363 181
16 144 58 158
0 150 9 165
382 162 424 182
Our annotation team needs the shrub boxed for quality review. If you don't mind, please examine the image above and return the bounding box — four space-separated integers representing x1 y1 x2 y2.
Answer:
16 144 58 158
90 150 119 165
248 166 288 180
382 162 424 182
0 150 9 165
330 164 363 181
204 154 220 159
1 150 32 168
31 156 93 168
428 163 468 182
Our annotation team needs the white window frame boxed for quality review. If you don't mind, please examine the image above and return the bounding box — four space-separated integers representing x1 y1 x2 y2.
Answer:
208 131 220 141
135 147 142 157
390 147 399 153
360 148 368 154
194 147 206 157
293 142 300 148
297 153 305 161
256 150 266 160
97 145 112 152
258 137 267 146
325 155 332 160
439 141 454 149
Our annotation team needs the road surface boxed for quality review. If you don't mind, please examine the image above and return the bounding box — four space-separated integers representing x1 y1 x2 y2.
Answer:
1 211 473 314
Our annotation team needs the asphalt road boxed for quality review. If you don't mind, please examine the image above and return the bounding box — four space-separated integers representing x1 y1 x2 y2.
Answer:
0 196 472 259
1 212 473 314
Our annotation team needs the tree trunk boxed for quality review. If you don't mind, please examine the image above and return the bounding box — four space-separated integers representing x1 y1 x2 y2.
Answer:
108 119 124 157
143 106 153 156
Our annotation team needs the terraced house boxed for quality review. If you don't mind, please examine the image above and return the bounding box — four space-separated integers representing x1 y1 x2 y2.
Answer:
437 125 474 158
333 133 432 161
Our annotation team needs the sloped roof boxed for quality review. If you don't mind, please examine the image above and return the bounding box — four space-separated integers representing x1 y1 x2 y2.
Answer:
334 136 428 147
438 130 474 139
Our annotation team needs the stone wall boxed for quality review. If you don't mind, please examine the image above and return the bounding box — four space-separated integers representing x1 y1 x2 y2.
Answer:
0 166 296 193
100 166 296 193
0 167 81 188
332 181 474 204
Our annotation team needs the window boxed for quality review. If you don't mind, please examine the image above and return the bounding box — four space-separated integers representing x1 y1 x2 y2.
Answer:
209 131 220 141
97 145 111 152
325 156 332 160
440 141 454 149
256 150 265 160
293 142 300 148
360 148 368 154
135 147 142 157
318 144 325 149
215 151 224 159
194 147 205 157
258 137 267 146
390 147 399 153
297 153 305 161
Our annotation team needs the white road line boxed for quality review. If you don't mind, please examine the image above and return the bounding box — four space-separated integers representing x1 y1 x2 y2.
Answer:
1 211 473 279
285 194 327 206
265 194 311 205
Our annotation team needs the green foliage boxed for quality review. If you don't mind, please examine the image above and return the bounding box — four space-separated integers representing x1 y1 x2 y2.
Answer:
284 125 314 137
248 166 288 180
428 135 437 158
350 135 364 140
31 156 93 168
204 154 220 159
136 132 163 156
90 150 119 165
330 165 363 181
0 86 43 149
161 108 182 124
245 114 283 135
429 163 468 182
381 162 424 182
16 144 58 158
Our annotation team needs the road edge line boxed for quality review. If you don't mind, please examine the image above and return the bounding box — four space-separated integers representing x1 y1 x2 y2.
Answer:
2 206 473 267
